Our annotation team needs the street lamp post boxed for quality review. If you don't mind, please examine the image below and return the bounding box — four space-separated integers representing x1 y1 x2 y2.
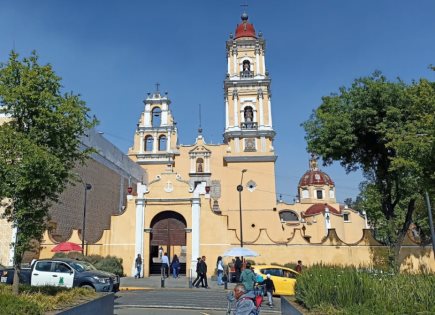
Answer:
82 183 92 255
237 169 248 248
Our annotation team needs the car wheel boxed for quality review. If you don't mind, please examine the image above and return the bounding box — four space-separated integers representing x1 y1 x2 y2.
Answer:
80 284 95 291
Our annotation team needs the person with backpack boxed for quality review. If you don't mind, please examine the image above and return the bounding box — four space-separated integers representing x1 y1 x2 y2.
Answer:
227 283 259 315
240 262 256 291
259 273 276 308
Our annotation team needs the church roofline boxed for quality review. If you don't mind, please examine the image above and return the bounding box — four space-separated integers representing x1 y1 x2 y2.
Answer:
224 155 277 163
224 78 271 88
223 129 275 140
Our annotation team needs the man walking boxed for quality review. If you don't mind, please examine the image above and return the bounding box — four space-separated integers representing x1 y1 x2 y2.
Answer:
234 257 242 282
135 254 142 279
260 273 276 308
196 256 209 288
192 257 203 287
161 252 170 278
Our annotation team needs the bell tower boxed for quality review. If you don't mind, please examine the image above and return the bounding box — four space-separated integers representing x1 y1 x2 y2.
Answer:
223 13 276 156
128 86 178 174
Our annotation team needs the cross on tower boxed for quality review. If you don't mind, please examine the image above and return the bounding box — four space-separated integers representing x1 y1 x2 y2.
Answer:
240 1 248 13
198 104 203 134
155 82 160 92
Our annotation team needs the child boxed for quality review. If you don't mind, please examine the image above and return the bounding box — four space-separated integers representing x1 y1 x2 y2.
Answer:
260 274 276 308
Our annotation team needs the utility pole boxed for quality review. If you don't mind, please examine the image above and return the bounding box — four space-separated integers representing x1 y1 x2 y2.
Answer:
424 191 435 259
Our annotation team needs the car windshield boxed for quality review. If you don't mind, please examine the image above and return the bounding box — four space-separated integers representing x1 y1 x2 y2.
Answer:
70 261 97 272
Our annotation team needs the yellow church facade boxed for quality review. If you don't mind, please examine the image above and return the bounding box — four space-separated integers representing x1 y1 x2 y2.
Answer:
36 13 434 276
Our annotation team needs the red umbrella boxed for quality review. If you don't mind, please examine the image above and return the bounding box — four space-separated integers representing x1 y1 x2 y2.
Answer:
51 242 82 252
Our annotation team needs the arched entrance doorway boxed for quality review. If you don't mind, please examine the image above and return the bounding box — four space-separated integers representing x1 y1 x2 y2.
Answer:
149 211 187 275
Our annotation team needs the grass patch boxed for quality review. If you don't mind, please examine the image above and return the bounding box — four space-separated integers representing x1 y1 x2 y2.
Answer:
0 284 97 315
295 264 435 314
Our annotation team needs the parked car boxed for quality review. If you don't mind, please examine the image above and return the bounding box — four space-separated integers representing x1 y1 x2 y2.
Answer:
252 264 299 295
0 264 31 285
29 258 119 292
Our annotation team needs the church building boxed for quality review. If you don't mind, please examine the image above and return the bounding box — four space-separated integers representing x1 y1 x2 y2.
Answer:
34 13 433 276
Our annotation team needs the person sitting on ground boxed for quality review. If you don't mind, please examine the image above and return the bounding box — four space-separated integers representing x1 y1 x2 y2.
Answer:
259 273 276 308
240 262 256 291
227 283 257 315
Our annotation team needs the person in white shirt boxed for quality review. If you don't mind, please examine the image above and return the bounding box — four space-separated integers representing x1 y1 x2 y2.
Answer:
161 252 170 278
216 256 224 285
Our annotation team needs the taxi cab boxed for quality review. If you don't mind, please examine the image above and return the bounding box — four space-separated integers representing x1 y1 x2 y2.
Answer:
252 264 299 295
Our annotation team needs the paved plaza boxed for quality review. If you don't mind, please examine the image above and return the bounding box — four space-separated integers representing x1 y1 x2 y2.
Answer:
116 276 282 314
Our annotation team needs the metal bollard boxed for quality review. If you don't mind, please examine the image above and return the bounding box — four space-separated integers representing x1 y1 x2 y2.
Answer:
161 266 165 288
224 272 228 290
188 269 193 288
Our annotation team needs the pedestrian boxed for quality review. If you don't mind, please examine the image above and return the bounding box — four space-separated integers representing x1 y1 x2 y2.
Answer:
161 252 170 278
192 257 203 287
295 260 303 273
240 262 256 291
158 246 163 259
134 254 142 279
196 256 209 288
171 254 180 278
227 283 257 315
234 256 242 282
260 273 276 308
216 256 224 285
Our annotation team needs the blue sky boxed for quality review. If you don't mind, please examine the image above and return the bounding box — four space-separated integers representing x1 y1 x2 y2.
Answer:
1 1 434 203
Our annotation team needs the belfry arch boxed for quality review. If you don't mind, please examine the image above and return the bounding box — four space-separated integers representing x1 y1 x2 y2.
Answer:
149 211 187 275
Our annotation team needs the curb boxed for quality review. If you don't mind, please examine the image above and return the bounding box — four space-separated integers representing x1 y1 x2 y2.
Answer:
115 304 281 314
119 287 153 291
119 286 232 292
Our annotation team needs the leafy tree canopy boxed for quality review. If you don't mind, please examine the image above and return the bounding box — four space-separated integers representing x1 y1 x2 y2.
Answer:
0 51 97 291
303 70 434 267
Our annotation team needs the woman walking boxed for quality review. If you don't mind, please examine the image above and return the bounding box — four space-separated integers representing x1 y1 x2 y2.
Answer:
171 254 180 278
216 256 224 285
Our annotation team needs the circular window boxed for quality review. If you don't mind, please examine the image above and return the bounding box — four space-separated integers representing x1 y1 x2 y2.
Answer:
247 180 257 192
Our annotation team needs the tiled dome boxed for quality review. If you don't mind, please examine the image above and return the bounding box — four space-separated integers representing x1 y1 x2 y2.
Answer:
235 13 256 39
304 203 339 216
298 155 334 187
298 170 334 187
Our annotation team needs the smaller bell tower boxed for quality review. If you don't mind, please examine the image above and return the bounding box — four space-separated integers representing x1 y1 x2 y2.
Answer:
128 86 178 172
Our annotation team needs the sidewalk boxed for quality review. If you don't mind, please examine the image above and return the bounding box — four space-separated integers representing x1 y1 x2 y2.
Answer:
120 275 237 291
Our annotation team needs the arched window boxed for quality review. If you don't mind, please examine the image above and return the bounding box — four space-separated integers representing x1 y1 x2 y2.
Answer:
152 107 161 127
279 210 299 222
244 106 254 122
329 189 335 199
158 135 167 151
316 190 323 199
242 60 250 72
196 158 204 173
145 136 153 152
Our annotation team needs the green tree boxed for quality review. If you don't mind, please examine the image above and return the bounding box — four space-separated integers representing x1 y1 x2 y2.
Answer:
303 70 435 269
0 51 97 294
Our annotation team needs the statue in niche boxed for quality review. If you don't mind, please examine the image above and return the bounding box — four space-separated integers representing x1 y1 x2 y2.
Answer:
244 107 254 128
196 159 203 173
